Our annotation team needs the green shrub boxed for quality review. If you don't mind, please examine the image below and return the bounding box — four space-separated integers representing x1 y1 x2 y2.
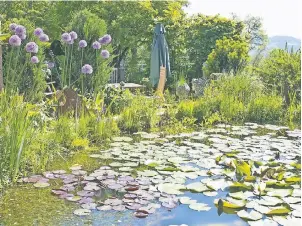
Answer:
118 94 160 132
176 100 195 120
247 94 283 124
92 116 120 144
219 97 245 122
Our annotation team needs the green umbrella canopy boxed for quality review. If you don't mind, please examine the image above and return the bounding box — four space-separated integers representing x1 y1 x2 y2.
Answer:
149 23 171 86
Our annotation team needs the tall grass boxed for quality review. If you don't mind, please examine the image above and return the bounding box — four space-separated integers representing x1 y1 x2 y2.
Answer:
0 92 33 185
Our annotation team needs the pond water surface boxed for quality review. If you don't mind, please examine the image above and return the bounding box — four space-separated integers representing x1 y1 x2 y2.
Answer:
0 123 301 226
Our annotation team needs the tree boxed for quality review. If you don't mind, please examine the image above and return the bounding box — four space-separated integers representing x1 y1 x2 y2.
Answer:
203 36 250 76
255 48 301 105
185 14 244 79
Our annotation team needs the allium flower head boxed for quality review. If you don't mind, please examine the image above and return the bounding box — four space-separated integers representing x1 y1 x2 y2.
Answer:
15 25 26 35
25 42 38 53
61 32 71 43
79 40 87 48
39 34 49 42
92 41 101 49
47 62 55 69
18 33 27 40
34 28 43 37
9 35 22 47
69 31 78 40
9 23 18 32
99 34 111 45
31 56 39 64
81 64 93 74
101 50 110 59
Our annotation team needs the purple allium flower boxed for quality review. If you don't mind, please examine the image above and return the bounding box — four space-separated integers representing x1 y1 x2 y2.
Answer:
9 35 22 46
101 50 110 59
25 42 38 53
9 23 18 32
34 28 43 37
39 34 49 42
79 40 87 48
99 34 112 45
81 64 93 74
31 56 39 64
18 33 27 40
47 62 55 69
15 25 26 35
61 32 71 43
69 31 78 40
92 41 101 49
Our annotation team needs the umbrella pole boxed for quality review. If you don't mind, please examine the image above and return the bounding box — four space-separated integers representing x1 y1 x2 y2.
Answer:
157 66 166 94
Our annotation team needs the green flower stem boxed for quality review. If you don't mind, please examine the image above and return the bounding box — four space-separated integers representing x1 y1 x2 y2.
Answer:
68 44 74 86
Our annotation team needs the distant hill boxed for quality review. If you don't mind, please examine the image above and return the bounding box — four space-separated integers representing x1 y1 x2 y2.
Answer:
267 36 301 52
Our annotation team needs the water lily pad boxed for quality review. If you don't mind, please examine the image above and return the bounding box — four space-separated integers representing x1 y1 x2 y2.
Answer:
214 198 246 209
134 209 149 218
81 203 97 210
104 198 123 206
73 209 91 216
112 205 126 211
138 170 158 177
266 207 291 216
189 203 211 211
33 182 50 188
203 191 218 197
158 183 185 195
237 210 263 221
186 182 208 192
179 197 197 205
97 205 112 211
78 197 94 204
257 196 283 206
267 189 293 198
77 191 95 197
66 195 81 202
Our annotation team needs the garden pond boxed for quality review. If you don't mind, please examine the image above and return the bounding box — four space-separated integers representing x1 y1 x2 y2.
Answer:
0 123 301 226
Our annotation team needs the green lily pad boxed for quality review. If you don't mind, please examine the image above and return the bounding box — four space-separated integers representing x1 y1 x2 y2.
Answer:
214 198 246 209
189 203 211 211
266 207 291 216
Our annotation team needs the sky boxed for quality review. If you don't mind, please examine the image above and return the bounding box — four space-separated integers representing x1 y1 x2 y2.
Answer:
184 0 301 39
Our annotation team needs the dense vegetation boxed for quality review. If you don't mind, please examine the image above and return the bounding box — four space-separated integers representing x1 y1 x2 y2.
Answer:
0 1 300 190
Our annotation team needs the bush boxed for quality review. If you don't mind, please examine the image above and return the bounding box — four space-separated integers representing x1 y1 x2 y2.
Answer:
118 94 160 132
247 94 283 124
176 100 195 120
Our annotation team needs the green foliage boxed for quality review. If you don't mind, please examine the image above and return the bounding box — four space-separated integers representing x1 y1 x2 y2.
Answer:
203 36 250 76
247 94 283 124
118 94 160 133
186 15 244 78
0 93 34 184
255 48 301 104
176 100 195 120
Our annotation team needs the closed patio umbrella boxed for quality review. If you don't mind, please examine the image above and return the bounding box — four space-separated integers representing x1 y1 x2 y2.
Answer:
149 23 170 92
